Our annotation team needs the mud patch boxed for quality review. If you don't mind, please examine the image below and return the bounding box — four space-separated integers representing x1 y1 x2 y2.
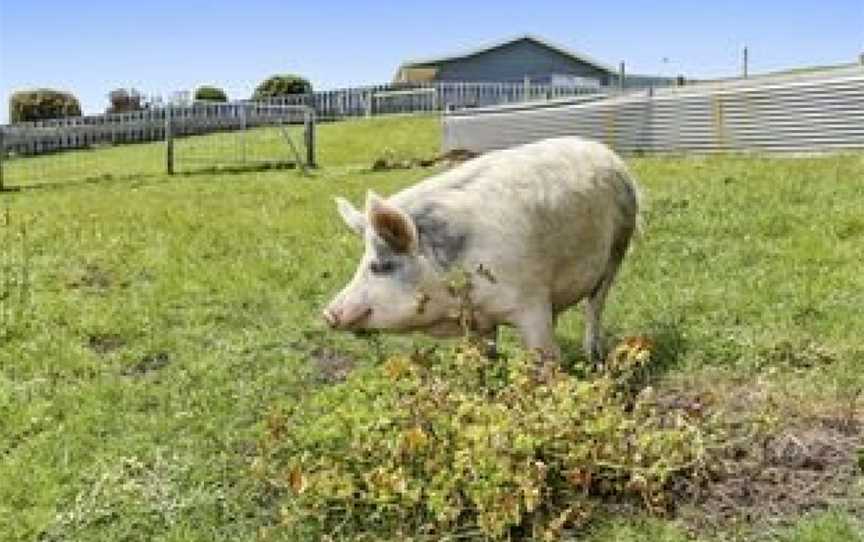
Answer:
123 352 171 376
311 348 355 384
86 333 125 354
677 418 863 533
66 264 130 291
371 148 479 171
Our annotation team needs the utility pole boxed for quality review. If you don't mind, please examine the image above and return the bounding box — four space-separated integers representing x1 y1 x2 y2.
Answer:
619 61 626 92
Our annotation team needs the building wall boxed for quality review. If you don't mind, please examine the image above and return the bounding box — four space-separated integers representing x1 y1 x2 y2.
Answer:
433 39 613 84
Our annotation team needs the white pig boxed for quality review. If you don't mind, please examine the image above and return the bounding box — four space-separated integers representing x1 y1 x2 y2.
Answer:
323 137 641 362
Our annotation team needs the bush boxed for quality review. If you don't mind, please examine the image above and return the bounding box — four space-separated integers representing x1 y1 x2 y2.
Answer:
252 74 312 100
107 88 145 114
9 89 81 123
194 85 228 102
253 338 753 540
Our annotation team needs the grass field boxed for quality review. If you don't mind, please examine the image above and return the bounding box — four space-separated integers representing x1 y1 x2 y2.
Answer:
1 115 862 541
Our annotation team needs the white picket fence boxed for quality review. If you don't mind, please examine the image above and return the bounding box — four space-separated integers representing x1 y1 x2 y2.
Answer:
1 103 311 157
0 81 610 160
268 81 607 119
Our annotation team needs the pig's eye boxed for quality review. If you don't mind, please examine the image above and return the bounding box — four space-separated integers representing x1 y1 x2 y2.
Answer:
369 260 397 274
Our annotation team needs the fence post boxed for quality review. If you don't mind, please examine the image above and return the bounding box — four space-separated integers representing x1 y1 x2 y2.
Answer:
305 108 316 168
0 128 5 191
240 104 247 164
165 105 174 175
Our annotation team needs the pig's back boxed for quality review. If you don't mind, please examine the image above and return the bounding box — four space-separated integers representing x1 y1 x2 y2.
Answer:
393 137 637 243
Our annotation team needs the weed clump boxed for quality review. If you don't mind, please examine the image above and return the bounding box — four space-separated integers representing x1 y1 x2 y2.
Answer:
253 341 733 540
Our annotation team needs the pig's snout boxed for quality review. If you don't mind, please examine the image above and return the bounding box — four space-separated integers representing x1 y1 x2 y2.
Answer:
322 307 339 328
323 302 372 330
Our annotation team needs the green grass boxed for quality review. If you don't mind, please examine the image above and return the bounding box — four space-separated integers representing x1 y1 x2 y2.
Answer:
1 114 862 541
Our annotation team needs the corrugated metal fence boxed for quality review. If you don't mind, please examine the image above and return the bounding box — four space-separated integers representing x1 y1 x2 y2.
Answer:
442 66 864 153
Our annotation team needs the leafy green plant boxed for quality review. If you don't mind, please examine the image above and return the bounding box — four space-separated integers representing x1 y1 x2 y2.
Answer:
106 88 146 114
9 89 81 123
252 74 312 101
194 85 228 103
253 339 733 540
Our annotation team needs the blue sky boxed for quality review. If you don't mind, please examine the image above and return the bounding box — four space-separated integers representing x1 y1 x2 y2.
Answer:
1 0 862 122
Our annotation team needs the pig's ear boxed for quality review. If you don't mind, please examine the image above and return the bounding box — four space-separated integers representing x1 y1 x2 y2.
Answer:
365 191 418 254
335 196 366 235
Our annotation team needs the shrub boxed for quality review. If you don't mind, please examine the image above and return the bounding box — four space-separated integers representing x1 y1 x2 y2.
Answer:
253 338 752 540
194 85 228 102
107 88 145 114
9 89 81 123
252 74 312 100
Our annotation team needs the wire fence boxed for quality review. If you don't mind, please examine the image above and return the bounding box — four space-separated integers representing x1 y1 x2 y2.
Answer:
0 103 314 190
0 206 30 343
442 65 864 154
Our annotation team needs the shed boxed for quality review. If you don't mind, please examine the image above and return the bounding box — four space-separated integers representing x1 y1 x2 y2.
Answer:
394 34 617 87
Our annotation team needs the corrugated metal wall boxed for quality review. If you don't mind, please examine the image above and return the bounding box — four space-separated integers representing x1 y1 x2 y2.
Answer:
443 66 864 153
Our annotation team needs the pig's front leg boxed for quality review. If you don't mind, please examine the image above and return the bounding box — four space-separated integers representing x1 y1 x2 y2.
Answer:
513 304 561 361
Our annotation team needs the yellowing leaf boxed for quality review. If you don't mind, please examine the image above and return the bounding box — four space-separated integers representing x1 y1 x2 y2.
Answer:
287 465 306 494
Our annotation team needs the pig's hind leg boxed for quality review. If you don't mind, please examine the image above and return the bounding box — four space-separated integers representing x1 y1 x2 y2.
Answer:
583 232 631 367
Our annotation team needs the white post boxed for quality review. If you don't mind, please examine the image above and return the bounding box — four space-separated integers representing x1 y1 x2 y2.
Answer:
523 75 530 102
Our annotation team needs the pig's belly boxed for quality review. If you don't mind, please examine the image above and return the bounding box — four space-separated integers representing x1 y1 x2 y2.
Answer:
548 259 607 314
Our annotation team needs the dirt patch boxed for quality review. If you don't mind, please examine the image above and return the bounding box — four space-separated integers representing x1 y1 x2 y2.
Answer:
86 333 125 354
371 148 480 172
676 417 863 534
645 375 863 534
311 348 355 384
123 352 171 376
67 264 113 290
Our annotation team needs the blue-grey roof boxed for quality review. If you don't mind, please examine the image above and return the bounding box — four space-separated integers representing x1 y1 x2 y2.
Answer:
399 34 617 74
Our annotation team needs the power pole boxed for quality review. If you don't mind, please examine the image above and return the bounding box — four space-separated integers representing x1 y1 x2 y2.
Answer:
619 61 626 92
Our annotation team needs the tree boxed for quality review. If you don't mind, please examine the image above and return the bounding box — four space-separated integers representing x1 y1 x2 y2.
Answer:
252 74 312 100
9 89 82 123
107 88 145 114
194 85 228 102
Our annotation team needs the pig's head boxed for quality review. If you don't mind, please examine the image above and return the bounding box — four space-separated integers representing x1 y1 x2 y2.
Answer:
323 191 460 335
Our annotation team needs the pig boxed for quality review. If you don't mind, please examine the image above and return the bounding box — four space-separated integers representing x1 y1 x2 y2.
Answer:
323 137 641 362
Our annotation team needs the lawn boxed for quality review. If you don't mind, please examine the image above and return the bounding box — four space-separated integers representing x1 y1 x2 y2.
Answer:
1 114 862 541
